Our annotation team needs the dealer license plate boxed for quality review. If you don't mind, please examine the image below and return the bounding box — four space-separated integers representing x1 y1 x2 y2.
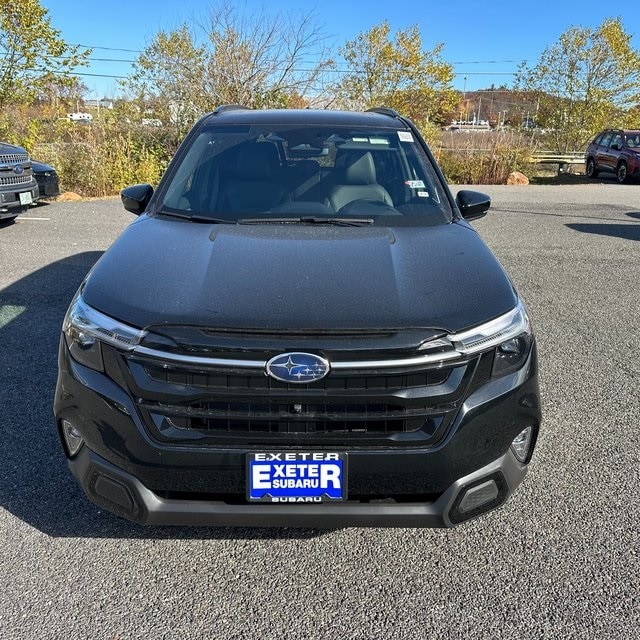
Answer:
19 191 32 205
247 452 347 503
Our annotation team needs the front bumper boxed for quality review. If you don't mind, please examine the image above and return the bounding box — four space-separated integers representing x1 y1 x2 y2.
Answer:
0 185 39 216
69 445 527 528
55 336 541 527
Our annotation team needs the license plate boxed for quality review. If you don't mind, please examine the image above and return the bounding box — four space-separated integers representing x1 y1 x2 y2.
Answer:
247 452 347 503
19 191 32 205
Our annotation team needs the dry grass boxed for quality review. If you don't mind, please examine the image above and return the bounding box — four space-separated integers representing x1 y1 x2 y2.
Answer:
430 130 538 184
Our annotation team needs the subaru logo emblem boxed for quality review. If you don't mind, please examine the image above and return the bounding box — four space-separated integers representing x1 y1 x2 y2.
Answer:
13 163 24 175
266 352 330 384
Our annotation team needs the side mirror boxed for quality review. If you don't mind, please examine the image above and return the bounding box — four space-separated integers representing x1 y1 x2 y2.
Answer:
610 143 620 151
456 189 491 221
121 184 153 215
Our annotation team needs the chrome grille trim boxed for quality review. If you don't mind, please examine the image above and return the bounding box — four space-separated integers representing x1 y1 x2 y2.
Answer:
0 175 32 186
0 153 29 164
131 344 463 371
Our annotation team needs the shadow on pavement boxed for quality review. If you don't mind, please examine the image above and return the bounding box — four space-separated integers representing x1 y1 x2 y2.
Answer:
0 252 331 540
565 221 640 242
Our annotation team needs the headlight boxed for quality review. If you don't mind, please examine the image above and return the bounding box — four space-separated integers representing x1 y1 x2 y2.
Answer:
492 332 533 376
63 291 146 371
449 301 533 377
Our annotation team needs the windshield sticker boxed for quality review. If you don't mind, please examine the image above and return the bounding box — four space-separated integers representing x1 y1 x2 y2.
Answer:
398 131 414 142
405 180 425 189
417 190 429 198
352 137 368 143
369 137 390 145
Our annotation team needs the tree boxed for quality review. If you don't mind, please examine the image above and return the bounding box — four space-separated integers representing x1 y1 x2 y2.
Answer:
123 1 333 131
515 17 640 151
0 0 89 110
334 22 458 127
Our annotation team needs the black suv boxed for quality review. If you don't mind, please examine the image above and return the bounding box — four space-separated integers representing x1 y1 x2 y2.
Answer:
54 107 540 528
0 142 39 221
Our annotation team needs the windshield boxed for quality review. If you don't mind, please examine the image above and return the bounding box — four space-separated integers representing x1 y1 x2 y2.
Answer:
158 124 452 226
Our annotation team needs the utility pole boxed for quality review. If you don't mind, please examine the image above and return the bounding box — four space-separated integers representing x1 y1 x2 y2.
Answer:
463 75 468 123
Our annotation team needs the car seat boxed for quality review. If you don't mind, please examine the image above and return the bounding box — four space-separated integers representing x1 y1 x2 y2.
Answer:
222 142 289 213
326 151 393 212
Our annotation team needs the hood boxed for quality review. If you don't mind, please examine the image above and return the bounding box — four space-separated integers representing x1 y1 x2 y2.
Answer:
31 160 54 172
0 142 27 155
83 217 517 334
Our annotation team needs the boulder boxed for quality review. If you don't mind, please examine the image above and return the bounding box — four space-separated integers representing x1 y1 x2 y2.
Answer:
56 191 83 202
506 171 529 185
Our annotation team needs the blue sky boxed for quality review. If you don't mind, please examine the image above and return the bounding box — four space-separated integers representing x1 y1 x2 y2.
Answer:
41 0 640 98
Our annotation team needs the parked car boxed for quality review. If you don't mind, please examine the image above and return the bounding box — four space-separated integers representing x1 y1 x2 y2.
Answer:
54 106 541 528
585 129 640 183
0 142 39 221
31 160 60 200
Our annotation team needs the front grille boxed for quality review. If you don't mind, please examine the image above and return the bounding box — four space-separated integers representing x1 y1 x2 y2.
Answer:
146 400 443 435
117 349 482 446
0 175 32 186
144 366 451 391
0 153 29 164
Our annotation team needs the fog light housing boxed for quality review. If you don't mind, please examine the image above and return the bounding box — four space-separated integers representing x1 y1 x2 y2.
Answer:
458 479 499 514
448 472 508 525
511 426 534 463
62 420 84 457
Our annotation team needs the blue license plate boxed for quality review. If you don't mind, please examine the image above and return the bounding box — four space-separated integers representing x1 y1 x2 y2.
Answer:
247 452 347 503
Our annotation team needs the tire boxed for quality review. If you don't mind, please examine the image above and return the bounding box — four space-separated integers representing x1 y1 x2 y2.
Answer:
585 157 599 178
617 162 628 184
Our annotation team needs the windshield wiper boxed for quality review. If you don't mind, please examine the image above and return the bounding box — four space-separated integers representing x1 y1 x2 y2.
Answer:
238 216 374 226
155 210 235 224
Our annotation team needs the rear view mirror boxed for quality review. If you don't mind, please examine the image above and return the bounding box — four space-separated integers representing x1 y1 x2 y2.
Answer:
121 184 153 215
289 144 329 158
456 190 491 221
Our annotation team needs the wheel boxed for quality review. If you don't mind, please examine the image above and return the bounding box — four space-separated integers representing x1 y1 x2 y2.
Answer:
617 162 628 184
586 157 598 178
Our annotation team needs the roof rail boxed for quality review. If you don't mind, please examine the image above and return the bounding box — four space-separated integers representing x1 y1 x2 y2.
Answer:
366 107 400 118
213 104 252 115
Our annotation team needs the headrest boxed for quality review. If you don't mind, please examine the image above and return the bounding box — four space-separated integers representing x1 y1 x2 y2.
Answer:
235 143 279 180
341 151 376 185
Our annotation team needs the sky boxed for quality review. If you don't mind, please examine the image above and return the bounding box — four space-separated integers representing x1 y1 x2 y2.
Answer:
40 0 640 99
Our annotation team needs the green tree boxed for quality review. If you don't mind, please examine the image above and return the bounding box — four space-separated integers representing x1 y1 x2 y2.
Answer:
335 22 457 128
123 1 333 131
516 17 640 151
0 0 89 110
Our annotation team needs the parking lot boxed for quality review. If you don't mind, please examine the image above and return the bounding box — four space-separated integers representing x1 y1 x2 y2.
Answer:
0 185 638 639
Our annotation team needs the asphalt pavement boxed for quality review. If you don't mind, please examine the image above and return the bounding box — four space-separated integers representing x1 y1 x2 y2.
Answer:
0 184 638 639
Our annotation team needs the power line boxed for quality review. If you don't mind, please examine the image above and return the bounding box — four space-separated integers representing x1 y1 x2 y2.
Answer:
70 43 143 53
451 59 529 64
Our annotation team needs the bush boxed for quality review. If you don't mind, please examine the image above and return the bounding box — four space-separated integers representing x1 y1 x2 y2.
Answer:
430 130 537 184
33 120 177 197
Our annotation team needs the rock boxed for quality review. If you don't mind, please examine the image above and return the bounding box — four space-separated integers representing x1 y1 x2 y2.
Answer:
506 171 529 185
56 192 83 202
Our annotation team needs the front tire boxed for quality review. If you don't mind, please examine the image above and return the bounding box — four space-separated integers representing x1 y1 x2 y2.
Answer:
586 157 598 178
617 162 628 184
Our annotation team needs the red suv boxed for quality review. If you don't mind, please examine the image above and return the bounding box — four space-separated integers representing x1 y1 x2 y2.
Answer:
585 129 640 183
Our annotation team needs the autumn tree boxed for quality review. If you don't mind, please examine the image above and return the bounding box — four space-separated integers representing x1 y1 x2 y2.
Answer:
516 17 640 151
0 0 89 110
334 22 457 128
123 2 333 131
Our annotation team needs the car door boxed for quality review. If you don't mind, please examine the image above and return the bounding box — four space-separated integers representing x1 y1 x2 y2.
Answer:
599 131 622 173
593 131 611 172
